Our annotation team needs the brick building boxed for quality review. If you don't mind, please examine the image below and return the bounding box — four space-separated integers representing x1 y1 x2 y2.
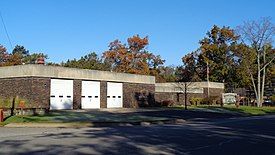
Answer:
0 65 224 112
155 82 224 105
0 65 155 110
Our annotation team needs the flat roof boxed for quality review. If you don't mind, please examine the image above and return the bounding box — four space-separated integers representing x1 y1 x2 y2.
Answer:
0 65 155 84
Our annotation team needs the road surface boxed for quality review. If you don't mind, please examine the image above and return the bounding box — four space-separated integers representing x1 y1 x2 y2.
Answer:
0 115 275 155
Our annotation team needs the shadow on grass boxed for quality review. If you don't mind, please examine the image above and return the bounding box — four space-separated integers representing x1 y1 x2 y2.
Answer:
4 110 170 124
45 110 168 123
39 109 244 123
131 108 243 122
197 105 275 116
5 106 274 125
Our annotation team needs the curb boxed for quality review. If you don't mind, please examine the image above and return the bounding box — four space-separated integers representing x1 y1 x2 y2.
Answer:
3 118 186 128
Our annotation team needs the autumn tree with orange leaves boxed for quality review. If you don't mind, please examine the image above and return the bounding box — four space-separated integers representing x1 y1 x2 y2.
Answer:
0 45 21 66
0 44 48 66
0 45 9 66
103 35 165 76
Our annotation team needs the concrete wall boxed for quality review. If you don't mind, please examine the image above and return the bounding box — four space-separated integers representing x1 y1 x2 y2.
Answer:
0 65 155 84
155 82 224 93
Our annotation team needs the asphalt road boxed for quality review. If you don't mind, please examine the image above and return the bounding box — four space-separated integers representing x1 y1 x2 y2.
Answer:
0 115 275 155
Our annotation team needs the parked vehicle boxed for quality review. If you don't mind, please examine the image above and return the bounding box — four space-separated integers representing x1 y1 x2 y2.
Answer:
263 99 275 106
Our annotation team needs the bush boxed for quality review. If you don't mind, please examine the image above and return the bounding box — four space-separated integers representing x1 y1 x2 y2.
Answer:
161 100 175 107
0 97 12 108
271 95 275 103
189 98 203 105
201 96 219 105
0 96 30 109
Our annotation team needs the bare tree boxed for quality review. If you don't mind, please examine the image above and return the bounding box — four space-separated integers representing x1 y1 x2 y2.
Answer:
172 82 193 110
237 17 275 107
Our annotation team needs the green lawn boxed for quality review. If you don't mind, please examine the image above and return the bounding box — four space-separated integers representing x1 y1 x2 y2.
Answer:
188 105 275 115
0 110 170 126
0 113 58 126
1 106 275 126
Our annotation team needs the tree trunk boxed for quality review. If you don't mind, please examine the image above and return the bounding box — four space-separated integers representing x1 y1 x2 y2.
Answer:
257 72 261 107
248 66 258 107
261 68 266 105
261 48 266 106
10 97 16 116
257 53 261 107
184 82 187 110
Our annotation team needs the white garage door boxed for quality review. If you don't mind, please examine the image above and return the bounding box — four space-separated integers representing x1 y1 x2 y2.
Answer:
50 79 73 110
107 82 123 108
81 81 100 109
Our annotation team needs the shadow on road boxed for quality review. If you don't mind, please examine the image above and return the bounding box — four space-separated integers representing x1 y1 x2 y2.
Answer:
1 115 275 155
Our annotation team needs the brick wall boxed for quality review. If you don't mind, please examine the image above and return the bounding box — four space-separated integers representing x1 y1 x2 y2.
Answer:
73 80 82 109
155 92 204 105
99 82 155 108
29 77 50 108
0 77 50 108
0 77 156 109
100 81 107 108
123 83 155 108
74 81 155 108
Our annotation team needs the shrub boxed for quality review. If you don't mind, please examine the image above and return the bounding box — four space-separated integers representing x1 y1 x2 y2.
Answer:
201 96 219 105
271 95 275 103
0 97 13 108
161 100 175 107
136 90 150 107
189 98 203 105
0 96 30 109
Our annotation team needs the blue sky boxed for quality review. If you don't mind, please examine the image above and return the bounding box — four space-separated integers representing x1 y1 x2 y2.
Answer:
0 0 274 65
